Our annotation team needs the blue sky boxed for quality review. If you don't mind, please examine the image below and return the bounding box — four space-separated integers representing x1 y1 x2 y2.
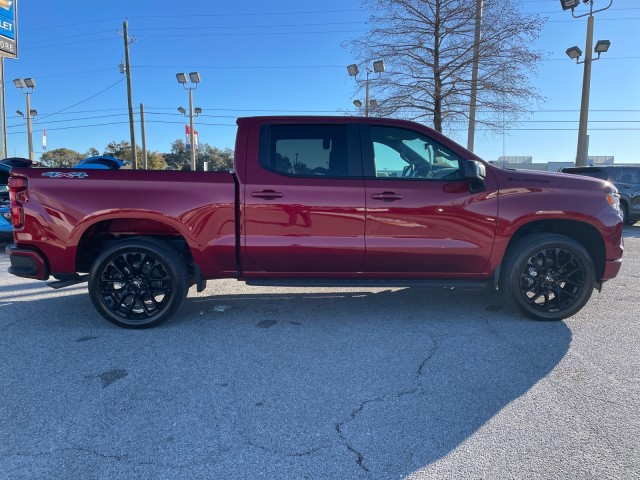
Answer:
3 0 639 164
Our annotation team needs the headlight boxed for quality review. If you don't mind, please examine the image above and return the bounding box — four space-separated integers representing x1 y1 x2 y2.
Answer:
1 212 10 221
606 192 622 216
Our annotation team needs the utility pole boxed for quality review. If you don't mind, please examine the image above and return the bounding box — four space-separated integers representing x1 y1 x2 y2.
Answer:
467 0 483 152
122 20 138 169
0 57 6 158
140 103 147 169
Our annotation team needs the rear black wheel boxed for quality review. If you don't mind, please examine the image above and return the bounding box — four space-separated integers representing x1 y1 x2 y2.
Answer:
88 237 188 328
500 234 595 321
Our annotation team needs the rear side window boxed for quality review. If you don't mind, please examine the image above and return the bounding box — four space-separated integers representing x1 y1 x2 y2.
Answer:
259 124 360 178
615 169 640 184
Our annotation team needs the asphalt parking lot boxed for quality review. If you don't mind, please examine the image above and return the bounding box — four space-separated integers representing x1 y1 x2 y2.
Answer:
0 227 638 480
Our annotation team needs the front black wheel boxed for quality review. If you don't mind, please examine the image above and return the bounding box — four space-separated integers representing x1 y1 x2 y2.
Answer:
88 237 188 328
500 234 596 321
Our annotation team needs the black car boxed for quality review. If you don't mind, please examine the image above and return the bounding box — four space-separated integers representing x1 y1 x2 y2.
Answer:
561 165 640 224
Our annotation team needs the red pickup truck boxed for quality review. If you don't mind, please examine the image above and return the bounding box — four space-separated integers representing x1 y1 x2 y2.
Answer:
6 116 624 328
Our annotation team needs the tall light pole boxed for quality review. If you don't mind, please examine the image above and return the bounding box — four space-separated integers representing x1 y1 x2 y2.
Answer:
176 105 202 169
13 78 36 160
176 72 200 170
347 60 385 117
560 0 613 166
467 0 483 152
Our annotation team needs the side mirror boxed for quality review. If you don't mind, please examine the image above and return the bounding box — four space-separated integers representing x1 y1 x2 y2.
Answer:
464 160 486 192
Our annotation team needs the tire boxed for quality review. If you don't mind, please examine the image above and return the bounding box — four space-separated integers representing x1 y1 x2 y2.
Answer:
621 203 632 225
88 237 188 328
500 234 596 321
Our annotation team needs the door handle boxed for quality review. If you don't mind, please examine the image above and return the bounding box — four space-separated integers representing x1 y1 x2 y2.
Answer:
371 192 403 201
251 190 283 199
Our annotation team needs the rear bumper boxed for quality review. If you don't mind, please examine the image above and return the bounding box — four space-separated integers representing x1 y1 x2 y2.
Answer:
6 244 49 280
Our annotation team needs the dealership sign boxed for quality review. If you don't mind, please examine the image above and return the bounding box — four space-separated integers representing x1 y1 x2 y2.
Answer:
0 0 16 57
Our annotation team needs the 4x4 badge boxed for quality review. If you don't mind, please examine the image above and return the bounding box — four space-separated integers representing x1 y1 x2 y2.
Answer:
42 172 89 179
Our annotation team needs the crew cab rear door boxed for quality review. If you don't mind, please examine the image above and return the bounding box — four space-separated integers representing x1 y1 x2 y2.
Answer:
242 121 366 273
361 124 498 275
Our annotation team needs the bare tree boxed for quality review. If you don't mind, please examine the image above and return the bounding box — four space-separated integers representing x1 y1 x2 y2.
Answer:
344 0 546 133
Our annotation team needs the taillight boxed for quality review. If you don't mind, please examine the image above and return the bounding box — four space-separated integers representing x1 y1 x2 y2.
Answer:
9 176 28 197
10 202 24 228
8 176 28 228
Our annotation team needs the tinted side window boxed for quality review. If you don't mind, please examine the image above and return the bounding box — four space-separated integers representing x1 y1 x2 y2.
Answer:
368 126 462 181
259 124 356 178
616 169 640 184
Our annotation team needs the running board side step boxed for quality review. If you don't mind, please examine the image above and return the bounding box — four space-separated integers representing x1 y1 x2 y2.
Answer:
245 279 491 289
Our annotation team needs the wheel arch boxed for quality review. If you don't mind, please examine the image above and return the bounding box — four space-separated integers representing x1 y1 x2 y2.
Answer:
501 219 606 282
73 216 194 275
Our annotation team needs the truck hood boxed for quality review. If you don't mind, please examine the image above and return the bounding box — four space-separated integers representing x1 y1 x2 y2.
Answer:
489 166 617 194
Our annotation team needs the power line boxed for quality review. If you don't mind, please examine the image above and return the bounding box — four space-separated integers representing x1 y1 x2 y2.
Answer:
31 78 126 125
9 122 640 135
20 9 366 33
133 21 367 32
129 9 365 19
20 29 117 46
21 37 121 51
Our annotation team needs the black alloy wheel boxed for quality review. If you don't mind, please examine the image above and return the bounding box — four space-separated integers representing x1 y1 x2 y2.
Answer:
88 237 188 328
500 234 596 321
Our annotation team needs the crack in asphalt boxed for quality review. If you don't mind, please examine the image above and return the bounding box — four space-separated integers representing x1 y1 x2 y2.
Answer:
244 438 328 458
335 336 441 476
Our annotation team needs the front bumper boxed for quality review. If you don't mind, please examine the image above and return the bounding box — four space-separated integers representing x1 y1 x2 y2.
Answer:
602 258 622 281
6 244 49 280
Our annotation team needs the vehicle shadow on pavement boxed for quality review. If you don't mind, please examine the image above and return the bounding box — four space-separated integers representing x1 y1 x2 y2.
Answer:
1 285 570 479
175 286 570 478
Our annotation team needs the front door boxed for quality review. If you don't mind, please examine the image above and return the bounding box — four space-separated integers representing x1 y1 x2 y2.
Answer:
361 125 498 276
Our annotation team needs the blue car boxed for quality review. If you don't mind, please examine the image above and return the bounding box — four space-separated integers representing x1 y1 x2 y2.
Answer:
1 158 37 240
73 156 128 170
0 205 11 241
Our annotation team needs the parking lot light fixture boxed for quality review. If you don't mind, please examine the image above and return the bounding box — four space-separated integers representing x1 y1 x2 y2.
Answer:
560 0 580 11
561 0 613 167
13 77 37 160
175 71 202 170
594 39 611 54
177 107 186 114
347 59 385 117
194 107 202 115
566 46 582 60
353 100 362 108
